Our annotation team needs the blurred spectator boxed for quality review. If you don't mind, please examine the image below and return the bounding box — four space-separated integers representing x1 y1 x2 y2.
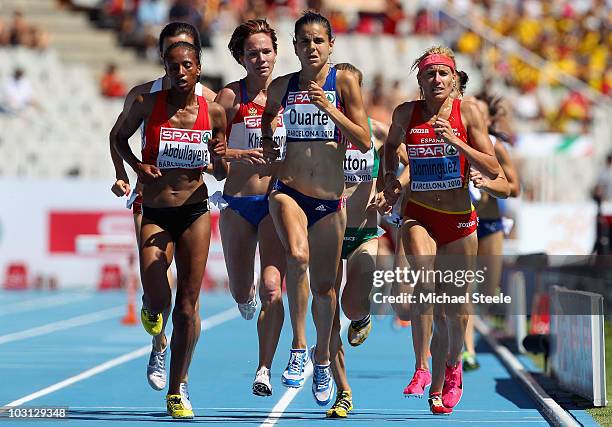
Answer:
328 9 350 34
387 79 408 111
0 18 9 46
27 26 50 51
512 83 544 124
1 10 49 50
355 12 382 35
117 14 144 49
9 11 30 46
137 0 169 26
1 68 34 114
593 153 612 204
382 0 405 35
456 30 481 56
413 8 437 35
169 0 202 27
100 63 127 98
366 74 392 124
552 89 591 134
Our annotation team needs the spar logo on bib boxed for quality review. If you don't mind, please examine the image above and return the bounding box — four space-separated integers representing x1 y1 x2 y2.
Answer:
408 144 445 158
286 91 336 105
245 115 284 129
445 144 458 156
285 91 336 140
157 127 210 169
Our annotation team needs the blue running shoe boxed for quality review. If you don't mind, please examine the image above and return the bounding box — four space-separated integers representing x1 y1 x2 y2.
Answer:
281 348 310 388
310 346 335 406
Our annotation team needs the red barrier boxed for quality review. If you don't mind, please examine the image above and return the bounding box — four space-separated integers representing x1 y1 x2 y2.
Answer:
4 262 29 290
98 263 123 290
530 292 550 335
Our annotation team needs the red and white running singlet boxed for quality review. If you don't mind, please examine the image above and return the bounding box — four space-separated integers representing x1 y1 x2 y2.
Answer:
404 98 471 192
142 90 212 170
227 79 286 159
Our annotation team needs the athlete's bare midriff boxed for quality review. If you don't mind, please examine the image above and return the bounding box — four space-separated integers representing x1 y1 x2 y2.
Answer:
475 193 501 219
223 162 278 196
345 179 377 228
142 168 208 207
409 187 472 213
277 140 345 199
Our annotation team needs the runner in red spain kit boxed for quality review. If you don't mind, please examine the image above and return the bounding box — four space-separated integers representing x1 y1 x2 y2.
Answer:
382 46 508 415
213 19 290 397
114 41 227 419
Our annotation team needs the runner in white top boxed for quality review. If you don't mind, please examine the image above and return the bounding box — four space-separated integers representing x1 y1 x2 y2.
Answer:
326 62 385 418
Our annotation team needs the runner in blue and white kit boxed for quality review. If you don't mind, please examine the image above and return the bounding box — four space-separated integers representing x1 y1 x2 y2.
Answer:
260 12 371 406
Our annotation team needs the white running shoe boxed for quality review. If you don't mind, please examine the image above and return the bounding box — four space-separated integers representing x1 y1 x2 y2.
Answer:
179 382 192 410
146 342 167 390
310 346 335 406
281 348 310 388
253 367 272 396
237 273 258 320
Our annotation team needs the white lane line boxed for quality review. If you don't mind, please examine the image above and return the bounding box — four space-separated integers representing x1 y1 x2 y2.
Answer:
474 317 580 427
0 294 92 316
3 306 240 408
260 317 350 426
0 307 124 345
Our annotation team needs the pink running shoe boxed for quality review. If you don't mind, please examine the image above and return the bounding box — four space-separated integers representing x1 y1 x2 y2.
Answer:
403 368 432 398
442 362 463 408
428 393 453 415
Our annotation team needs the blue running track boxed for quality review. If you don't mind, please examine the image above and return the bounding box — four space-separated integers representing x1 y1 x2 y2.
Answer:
0 290 598 426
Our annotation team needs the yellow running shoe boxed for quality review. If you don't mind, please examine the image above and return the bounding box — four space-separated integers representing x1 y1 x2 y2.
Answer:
348 315 372 347
166 384 194 419
141 307 163 336
326 390 353 418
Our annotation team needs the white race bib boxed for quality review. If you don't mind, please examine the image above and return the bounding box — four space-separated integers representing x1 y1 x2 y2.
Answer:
228 114 287 160
284 91 336 140
157 127 210 169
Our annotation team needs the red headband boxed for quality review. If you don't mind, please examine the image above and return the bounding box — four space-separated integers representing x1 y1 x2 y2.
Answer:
417 54 455 73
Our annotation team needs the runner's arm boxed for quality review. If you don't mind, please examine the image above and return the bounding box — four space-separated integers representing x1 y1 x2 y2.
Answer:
261 76 287 161
109 83 152 182
470 167 510 198
114 94 148 172
446 100 500 179
495 142 520 197
208 102 228 181
321 70 370 153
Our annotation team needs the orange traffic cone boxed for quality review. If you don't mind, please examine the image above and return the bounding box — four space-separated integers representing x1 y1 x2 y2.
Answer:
122 253 138 326
122 301 138 325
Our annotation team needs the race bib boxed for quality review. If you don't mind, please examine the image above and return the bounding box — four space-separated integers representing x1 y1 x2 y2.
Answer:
157 127 210 169
244 115 287 160
408 143 461 191
344 140 375 183
284 91 336 140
